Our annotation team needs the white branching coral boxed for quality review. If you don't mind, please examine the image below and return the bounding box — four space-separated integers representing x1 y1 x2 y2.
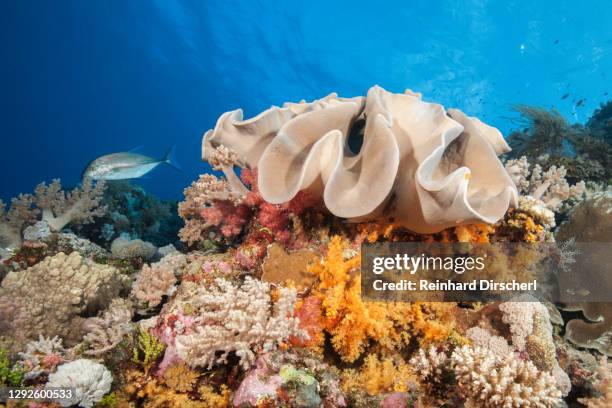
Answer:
505 156 585 226
0 194 39 252
130 255 181 312
409 346 450 385
451 345 562 408
175 276 303 370
46 359 112 408
33 178 107 232
82 298 134 356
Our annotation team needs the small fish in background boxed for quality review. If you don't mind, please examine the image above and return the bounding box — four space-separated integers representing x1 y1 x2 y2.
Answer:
575 98 586 107
82 146 181 180
561 93 569 100
605 92 609 96
554 39 559 44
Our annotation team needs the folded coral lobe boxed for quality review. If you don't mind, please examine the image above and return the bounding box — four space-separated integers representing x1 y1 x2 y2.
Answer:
202 85 518 233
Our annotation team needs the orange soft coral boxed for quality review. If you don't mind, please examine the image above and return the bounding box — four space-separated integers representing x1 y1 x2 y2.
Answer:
310 236 453 362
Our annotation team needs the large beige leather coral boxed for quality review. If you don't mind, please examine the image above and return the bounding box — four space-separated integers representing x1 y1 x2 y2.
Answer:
202 86 518 233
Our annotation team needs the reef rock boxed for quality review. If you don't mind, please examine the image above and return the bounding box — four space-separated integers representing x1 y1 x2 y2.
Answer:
0 251 130 353
202 85 518 234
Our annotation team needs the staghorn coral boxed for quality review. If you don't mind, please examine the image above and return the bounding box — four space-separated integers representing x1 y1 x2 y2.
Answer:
46 359 113 408
451 345 562 407
82 298 134 356
131 257 179 312
174 277 302 370
203 85 518 234
34 178 107 232
0 251 130 354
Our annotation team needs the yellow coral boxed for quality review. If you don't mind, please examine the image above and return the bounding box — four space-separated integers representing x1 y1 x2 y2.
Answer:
342 354 414 396
310 236 454 362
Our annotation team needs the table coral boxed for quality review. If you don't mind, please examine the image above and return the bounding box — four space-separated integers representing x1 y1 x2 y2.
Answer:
0 251 130 354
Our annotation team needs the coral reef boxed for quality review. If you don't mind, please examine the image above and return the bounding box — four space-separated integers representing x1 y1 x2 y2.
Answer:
2 90 610 408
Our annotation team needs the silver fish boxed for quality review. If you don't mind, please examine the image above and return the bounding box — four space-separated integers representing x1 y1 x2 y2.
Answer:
82 146 180 180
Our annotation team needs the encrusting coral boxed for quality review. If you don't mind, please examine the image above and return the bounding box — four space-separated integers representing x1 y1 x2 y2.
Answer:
46 359 113 408
0 251 130 354
203 85 518 234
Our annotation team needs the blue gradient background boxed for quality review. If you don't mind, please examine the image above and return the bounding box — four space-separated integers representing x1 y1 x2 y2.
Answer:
3 0 612 200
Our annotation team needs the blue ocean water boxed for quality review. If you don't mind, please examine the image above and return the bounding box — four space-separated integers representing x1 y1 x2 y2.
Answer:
3 0 612 201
